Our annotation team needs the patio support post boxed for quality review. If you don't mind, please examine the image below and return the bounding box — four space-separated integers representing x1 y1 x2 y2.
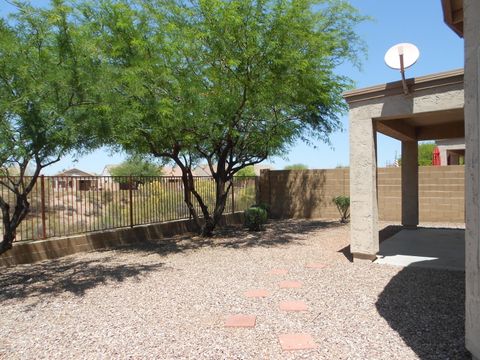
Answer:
465 0 480 357
401 140 419 229
349 111 379 261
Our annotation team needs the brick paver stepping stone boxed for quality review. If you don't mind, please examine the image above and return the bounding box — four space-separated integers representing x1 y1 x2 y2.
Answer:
279 280 302 289
224 315 256 328
278 333 317 351
278 300 308 312
244 289 270 298
268 269 289 275
305 263 327 269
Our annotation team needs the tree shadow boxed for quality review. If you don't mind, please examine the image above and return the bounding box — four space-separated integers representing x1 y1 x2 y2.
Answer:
0 253 166 304
0 219 342 304
210 219 343 248
375 264 470 359
112 219 344 254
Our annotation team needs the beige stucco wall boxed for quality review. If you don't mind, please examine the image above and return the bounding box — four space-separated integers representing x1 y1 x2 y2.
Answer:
346 75 464 259
464 0 480 357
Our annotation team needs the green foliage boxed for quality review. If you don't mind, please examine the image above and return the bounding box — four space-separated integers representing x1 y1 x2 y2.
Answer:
284 164 308 170
253 202 270 214
0 1 102 253
332 195 350 223
244 206 267 231
235 166 256 177
397 142 436 166
418 142 436 166
75 0 367 235
110 155 163 177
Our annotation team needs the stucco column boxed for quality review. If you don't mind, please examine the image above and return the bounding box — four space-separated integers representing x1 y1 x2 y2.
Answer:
465 0 480 358
401 141 419 228
349 110 379 261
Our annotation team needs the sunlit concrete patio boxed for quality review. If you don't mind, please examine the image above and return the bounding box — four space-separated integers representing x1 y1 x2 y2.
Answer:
376 226 465 271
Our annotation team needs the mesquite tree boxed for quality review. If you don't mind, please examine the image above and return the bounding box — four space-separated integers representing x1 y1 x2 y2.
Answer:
0 1 101 253
81 0 366 235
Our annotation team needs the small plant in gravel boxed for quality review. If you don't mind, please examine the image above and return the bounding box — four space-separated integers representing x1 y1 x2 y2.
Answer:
333 195 350 223
244 206 268 231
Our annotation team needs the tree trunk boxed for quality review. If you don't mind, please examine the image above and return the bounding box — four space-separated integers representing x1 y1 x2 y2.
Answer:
0 193 30 255
0 232 15 255
201 178 230 237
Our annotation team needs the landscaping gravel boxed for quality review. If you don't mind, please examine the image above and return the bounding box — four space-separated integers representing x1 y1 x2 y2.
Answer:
0 219 469 359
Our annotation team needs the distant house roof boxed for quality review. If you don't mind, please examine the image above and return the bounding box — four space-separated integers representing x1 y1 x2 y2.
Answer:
162 165 183 177
191 163 275 177
55 168 95 177
192 164 213 177
101 164 118 176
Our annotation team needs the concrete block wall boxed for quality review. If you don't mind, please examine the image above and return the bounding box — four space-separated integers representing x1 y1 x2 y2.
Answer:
260 166 464 222
259 169 349 219
0 212 244 267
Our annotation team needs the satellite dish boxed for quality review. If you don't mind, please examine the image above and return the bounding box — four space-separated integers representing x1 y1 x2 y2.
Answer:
384 43 420 95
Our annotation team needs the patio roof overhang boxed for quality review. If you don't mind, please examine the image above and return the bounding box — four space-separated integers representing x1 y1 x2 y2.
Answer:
343 68 464 142
441 0 464 37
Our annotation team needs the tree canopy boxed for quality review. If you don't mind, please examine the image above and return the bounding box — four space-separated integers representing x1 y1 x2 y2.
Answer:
235 165 256 177
79 0 366 235
418 142 436 166
0 1 102 253
284 164 309 170
109 156 163 177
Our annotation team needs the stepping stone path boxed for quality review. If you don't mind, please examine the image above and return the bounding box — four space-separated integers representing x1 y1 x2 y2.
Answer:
224 315 256 328
225 264 327 351
278 333 317 351
278 300 308 312
278 280 302 289
268 268 289 275
244 289 270 298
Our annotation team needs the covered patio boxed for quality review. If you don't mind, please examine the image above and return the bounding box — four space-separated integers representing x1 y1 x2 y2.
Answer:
343 68 464 262
344 1 480 358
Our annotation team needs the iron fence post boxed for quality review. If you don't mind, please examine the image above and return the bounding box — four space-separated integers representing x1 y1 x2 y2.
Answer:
231 180 235 214
129 176 134 228
40 175 47 239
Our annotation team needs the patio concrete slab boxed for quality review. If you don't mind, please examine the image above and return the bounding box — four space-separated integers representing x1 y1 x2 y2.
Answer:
375 228 465 271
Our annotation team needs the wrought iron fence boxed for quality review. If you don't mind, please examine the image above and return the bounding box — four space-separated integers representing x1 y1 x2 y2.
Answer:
0 175 257 242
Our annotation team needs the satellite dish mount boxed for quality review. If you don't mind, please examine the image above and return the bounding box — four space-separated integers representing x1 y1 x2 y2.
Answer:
384 43 420 95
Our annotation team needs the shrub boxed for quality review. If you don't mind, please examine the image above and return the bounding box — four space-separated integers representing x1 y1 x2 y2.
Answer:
244 206 268 231
252 202 270 214
333 195 350 223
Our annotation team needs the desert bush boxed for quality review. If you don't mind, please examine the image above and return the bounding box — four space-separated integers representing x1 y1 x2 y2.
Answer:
244 206 268 231
333 195 350 223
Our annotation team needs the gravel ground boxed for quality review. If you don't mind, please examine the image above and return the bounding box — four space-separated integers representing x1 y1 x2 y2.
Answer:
0 219 469 359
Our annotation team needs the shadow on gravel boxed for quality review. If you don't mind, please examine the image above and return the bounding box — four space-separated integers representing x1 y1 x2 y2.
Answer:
376 265 470 359
0 255 165 302
112 219 344 255
0 219 341 303
211 219 343 248
338 224 404 262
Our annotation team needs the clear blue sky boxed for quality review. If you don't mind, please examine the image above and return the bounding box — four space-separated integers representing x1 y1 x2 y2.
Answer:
1 0 464 174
